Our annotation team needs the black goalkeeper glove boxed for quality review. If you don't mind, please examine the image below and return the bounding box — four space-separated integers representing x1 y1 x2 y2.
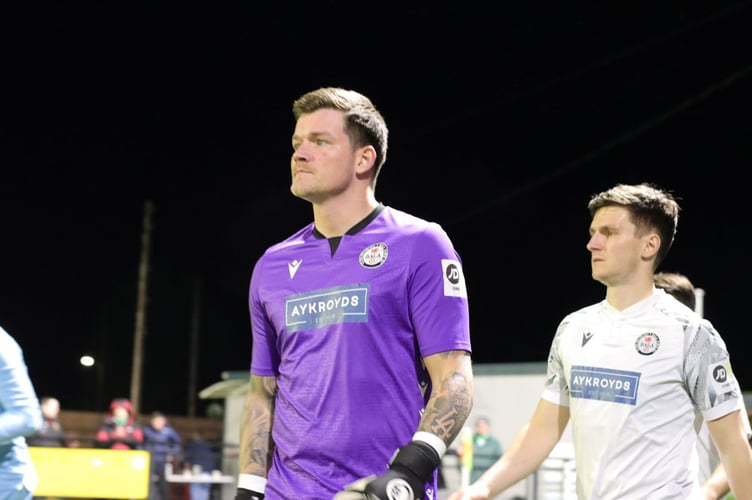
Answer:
334 440 442 500
234 488 264 500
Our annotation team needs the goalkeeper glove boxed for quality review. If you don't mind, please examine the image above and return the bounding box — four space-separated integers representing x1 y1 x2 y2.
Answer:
334 440 441 499
234 488 264 500
235 474 266 500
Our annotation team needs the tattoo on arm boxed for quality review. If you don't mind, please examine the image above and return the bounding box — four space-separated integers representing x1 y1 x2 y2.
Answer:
238 376 277 476
419 351 473 446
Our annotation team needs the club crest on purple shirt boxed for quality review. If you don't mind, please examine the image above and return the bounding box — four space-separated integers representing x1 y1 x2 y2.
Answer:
359 243 389 268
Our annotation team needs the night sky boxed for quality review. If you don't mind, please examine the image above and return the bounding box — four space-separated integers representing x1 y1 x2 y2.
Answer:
2 4 751 416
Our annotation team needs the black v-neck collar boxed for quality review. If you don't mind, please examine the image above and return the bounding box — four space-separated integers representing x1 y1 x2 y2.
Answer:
313 204 385 256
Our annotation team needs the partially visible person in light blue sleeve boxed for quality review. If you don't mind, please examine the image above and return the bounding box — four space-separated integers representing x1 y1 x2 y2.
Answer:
0 325 43 500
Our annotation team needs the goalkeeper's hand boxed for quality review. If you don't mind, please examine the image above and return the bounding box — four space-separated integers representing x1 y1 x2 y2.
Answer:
334 469 423 499
334 440 441 500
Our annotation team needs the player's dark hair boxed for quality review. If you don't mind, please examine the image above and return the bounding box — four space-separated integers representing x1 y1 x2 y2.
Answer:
292 87 389 188
587 183 680 268
654 272 696 310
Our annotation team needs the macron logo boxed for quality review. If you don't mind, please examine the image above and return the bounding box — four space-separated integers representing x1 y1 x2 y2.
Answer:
288 259 302 279
582 331 594 347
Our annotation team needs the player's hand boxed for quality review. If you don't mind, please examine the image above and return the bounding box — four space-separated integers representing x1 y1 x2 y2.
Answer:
234 487 264 500
334 439 440 499
333 468 423 499
333 475 376 499
446 483 492 500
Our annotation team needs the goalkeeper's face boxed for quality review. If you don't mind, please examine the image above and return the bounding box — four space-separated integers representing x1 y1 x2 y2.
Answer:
290 108 367 205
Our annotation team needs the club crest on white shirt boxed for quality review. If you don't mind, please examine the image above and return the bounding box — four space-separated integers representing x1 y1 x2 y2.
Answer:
359 243 388 268
635 332 660 355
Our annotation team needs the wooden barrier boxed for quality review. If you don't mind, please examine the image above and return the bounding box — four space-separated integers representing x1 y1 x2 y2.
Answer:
57 411 224 447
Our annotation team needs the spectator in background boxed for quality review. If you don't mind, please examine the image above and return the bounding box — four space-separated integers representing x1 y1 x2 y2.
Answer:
142 411 182 500
183 431 220 500
95 398 144 450
27 396 78 449
0 324 43 500
459 417 504 484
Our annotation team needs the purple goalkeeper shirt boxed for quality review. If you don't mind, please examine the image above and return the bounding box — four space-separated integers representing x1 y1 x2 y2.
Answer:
248 205 471 499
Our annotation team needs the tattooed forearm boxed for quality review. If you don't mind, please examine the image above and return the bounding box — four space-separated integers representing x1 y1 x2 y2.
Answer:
419 351 473 447
238 375 277 476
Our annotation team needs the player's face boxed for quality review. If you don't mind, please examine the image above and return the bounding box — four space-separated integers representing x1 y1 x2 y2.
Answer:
290 108 360 204
587 206 645 287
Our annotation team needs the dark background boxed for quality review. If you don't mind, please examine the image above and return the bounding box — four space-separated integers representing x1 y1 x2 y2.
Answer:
2 4 751 416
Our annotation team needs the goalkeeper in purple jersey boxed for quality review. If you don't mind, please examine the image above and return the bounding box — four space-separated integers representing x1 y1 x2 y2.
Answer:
234 87 474 500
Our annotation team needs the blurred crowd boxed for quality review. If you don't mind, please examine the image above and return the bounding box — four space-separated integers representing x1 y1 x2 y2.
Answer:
27 395 223 500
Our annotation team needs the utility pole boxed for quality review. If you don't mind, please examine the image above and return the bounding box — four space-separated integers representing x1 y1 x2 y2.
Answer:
130 200 154 416
187 276 201 417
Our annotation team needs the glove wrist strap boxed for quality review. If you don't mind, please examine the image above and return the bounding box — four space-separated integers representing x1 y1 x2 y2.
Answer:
412 431 447 457
237 474 265 500
238 474 266 493
235 488 264 500
390 440 442 483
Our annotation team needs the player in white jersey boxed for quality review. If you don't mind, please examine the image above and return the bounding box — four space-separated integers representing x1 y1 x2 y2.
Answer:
653 271 752 499
449 183 752 500
234 87 474 500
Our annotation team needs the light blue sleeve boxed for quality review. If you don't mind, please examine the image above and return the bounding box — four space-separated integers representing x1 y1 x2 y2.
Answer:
0 327 43 444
